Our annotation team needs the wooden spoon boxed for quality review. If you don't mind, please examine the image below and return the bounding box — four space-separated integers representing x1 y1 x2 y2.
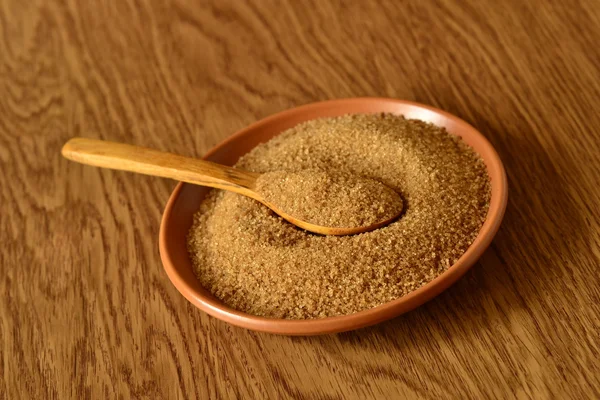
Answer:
61 138 401 235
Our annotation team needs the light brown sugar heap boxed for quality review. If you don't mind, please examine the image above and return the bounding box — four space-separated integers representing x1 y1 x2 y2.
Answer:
255 169 404 228
187 114 491 319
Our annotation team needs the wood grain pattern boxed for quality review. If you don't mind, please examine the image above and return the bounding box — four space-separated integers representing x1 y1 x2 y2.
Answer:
1 0 599 398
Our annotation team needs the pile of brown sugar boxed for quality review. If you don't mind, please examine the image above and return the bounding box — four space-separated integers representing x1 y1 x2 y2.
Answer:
255 169 404 228
187 114 491 319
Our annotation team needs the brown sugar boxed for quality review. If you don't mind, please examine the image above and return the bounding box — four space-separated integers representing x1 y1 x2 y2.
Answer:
255 169 403 228
187 114 491 319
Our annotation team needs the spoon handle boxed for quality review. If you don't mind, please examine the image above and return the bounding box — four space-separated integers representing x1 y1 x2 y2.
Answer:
62 137 260 198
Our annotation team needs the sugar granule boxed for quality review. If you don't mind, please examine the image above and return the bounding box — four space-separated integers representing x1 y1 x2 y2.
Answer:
187 114 491 319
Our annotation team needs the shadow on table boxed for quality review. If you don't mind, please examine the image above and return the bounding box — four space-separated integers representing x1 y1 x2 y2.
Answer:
303 120 590 352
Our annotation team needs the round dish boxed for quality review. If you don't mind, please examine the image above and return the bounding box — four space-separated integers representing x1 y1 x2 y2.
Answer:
159 98 508 335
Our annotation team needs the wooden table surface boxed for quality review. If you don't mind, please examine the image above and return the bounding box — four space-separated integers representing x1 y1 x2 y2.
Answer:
2 0 600 398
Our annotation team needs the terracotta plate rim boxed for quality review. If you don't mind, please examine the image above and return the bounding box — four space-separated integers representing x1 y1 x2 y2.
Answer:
159 97 508 336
